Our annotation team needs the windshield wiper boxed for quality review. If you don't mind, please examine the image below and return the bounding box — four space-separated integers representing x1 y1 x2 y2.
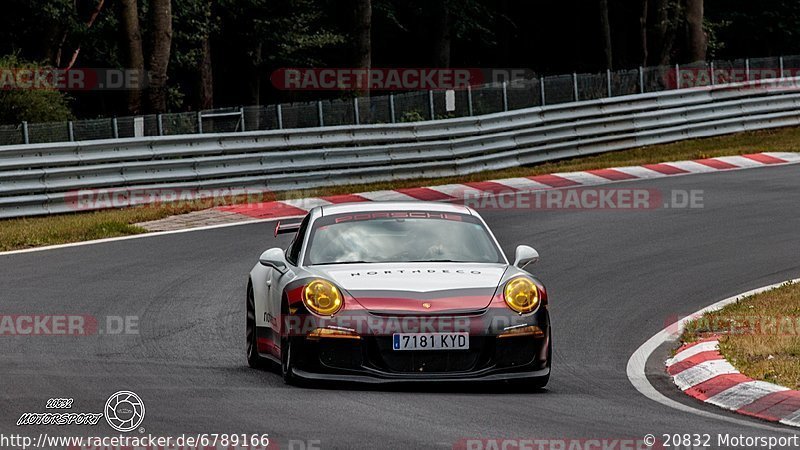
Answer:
312 260 374 266
403 259 470 263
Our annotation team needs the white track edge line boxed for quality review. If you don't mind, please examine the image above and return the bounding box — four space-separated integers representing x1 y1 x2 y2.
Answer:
626 278 800 432
2 155 799 258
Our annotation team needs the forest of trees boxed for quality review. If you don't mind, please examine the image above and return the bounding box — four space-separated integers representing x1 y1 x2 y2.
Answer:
1 0 799 122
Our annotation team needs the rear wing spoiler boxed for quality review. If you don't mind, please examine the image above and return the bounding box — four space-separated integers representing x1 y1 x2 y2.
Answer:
274 220 302 237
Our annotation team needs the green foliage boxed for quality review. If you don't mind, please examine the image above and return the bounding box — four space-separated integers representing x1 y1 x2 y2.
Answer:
217 0 345 66
0 55 72 124
399 110 425 122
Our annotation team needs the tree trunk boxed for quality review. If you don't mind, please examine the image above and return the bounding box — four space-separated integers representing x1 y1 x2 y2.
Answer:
431 1 451 68
119 0 145 114
599 0 613 70
199 36 214 110
684 0 706 62
198 0 214 110
147 0 173 113
352 0 371 94
640 0 649 67
650 0 677 66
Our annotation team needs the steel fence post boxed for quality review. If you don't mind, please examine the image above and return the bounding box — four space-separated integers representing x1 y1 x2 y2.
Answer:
68 121 75 142
540 77 546 106
112 117 119 139
429 90 435 119
240 107 246 132
675 64 680 89
467 86 474 116
22 121 29 144
573 72 579 101
389 94 396 123
354 97 360 125
606 69 612 98
710 61 715 86
276 104 284 129
157 114 164 136
639 66 644 93
746 58 751 82
780 56 785 78
197 112 203 134
502 81 509 111
317 101 324 127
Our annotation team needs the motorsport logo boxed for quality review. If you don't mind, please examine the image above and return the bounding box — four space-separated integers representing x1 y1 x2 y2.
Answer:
17 391 145 433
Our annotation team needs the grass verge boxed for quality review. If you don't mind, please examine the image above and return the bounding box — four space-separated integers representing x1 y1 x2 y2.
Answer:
681 281 800 390
2 125 800 252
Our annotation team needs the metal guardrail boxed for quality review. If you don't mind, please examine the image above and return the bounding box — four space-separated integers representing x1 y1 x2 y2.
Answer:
2 76 800 219
4 55 800 147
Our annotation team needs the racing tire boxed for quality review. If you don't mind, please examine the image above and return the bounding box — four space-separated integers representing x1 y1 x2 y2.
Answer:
246 283 265 369
530 331 552 389
281 336 296 385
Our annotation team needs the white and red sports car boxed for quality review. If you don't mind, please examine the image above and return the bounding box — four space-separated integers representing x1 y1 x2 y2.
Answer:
246 202 551 386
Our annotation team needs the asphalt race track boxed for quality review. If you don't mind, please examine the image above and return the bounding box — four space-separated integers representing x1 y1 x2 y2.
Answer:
1 164 799 448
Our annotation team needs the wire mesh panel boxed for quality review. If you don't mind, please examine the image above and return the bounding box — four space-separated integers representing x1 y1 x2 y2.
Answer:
577 72 608 101
749 57 782 81
782 55 800 77
280 102 321 128
506 79 540 110
161 112 200 135
680 61 711 89
0 124 24 146
543 74 575 105
611 69 641 96
730 59 748 83
711 59 734 85
321 98 356 126
357 95 392 124
28 122 70 144
73 118 115 141
642 65 670 92
430 89 471 119
199 108 242 134
243 106 278 131
394 91 430 122
115 117 136 138
471 83 504 115
143 115 160 136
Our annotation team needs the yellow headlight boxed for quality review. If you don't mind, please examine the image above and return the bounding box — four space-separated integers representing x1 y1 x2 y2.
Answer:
503 277 540 314
303 279 343 316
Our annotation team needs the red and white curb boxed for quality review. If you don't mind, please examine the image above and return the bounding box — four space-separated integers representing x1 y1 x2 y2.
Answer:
138 151 800 231
667 338 800 427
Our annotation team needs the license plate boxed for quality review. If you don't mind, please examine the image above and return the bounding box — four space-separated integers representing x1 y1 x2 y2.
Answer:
392 332 469 351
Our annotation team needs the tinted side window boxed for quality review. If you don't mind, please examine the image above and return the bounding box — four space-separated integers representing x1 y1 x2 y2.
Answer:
286 215 310 265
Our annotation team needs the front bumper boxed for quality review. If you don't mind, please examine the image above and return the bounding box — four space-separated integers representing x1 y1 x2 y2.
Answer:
286 308 551 383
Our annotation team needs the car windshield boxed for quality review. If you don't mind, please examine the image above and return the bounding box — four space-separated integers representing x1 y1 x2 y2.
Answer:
304 211 504 265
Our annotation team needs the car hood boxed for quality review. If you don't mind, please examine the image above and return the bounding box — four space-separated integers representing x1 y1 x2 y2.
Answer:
305 262 508 314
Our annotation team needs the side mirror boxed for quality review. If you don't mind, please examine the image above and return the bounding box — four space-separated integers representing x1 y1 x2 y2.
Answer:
513 245 539 269
259 248 287 272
